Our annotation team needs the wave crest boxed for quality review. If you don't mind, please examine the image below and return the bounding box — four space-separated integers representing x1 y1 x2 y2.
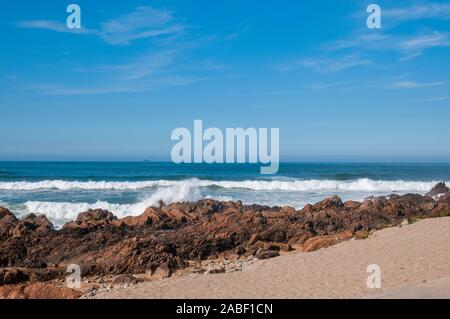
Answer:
0 178 443 192
20 184 203 227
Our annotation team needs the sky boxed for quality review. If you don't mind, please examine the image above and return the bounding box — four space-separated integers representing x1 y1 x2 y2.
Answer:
0 0 449 162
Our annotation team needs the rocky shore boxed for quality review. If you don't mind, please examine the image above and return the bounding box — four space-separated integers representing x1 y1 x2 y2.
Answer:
1 182 449 299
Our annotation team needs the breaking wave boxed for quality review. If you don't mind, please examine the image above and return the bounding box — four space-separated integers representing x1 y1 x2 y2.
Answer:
0 178 443 192
17 184 203 227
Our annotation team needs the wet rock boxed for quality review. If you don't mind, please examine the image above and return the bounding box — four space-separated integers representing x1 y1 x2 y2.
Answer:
426 182 449 198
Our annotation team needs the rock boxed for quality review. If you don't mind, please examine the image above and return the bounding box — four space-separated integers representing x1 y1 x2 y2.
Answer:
114 207 161 227
76 209 116 223
111 274 143 287
354 230 370 240
235 246 246 255
205 267 225 274
247 234 259 246
0 283 82 299
313 195 343 210
11 214 54 238
0 207 18 239
302 230 354 252
255 250 280 260
426 182 449 198
64 209 116 229
275 243 293 252
149 262 172 280
0 268 29 285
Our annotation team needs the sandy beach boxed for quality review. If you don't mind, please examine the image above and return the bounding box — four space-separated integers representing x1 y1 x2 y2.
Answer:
94 217 450 299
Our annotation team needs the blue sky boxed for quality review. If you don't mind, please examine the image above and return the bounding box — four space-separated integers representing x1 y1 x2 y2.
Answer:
0 0 449 161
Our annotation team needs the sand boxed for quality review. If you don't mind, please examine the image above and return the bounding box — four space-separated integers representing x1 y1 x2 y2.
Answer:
95 217 450 299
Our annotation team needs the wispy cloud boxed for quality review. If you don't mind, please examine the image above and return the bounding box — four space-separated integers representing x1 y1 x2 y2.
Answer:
98 7 187 45
426 96 450 101
326 31 450 61
224 90 291 97
16 6 231 95
16 6 187 45
16 20 94 34
29 74 205 96
303 82 348 90
29 84 145 95
383 2 450 21
276 55 371 74
99 50 179 80
389 80 445 89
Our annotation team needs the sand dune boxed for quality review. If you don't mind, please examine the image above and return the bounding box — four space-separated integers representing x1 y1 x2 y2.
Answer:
95 217 450 299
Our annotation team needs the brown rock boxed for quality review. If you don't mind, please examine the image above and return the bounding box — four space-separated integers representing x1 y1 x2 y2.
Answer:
426 182 449 197
0 268 28 285
0 207 18 239
149 262 172 280
302 230 354 252
64 209 116 229
0 283 81 299
112 274 143 286
255 250 280 260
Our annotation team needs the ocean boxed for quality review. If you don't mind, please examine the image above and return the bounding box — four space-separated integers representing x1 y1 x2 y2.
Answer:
0 161 449 227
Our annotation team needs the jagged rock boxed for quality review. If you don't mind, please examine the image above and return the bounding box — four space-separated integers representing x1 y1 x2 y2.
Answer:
426 182 449 198
0 207 18 239
64 209 116 229
11 214 54 238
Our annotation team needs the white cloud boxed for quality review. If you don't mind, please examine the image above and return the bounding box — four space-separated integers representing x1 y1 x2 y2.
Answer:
30 75 205 96
100 50 179 80
426 96 450 101
16 6 187 45
326 31 450 61
383 2 450 21
389 81 445 89
303 82 348 90
277 55 371 74
16 20 91 33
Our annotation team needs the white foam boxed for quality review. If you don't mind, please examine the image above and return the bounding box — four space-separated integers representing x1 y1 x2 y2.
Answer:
0 178 443 192
21 184 203 227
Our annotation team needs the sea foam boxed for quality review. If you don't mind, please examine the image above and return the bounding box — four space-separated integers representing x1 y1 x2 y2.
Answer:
20 184 203 227
0 178 443 192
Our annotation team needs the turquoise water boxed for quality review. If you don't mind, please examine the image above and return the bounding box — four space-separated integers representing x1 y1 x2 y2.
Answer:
0 162 449 226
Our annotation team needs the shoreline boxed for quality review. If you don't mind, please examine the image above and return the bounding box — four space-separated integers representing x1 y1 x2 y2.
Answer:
1 182 450 299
